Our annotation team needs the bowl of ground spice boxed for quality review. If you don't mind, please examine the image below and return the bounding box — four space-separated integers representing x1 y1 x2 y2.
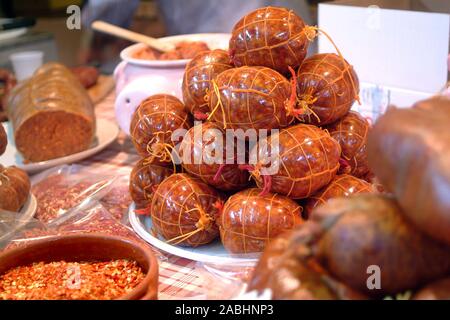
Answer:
0 234 158 300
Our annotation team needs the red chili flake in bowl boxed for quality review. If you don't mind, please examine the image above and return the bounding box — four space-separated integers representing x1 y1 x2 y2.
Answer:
0 259 145 300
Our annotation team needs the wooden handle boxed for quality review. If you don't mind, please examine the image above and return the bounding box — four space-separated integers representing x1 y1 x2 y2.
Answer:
91 20 173 53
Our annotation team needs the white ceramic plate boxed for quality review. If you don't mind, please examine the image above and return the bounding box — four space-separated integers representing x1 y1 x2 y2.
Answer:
128 203 259 264
120 33 231 68
0 118 119 174
0 194 37 243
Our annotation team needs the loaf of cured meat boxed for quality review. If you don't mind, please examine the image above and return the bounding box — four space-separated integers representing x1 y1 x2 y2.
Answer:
6 63 95 162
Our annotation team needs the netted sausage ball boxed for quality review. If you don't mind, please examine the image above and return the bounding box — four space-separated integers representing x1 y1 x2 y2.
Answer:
326 111 370 177
295 53 359 125
182 49 233 119
229 6 311 74
179 122 249 191
130 94 192 165
150 173 223 247
242 124 341 199
304 174 374 218
129 159 174 209
207 66 295 131
218 188 303 254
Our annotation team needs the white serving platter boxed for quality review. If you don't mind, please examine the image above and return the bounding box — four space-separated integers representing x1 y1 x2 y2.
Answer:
0 118 119 174
128 202 259 264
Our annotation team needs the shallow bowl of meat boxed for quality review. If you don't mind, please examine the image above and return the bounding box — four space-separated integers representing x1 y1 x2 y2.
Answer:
114 33 230 135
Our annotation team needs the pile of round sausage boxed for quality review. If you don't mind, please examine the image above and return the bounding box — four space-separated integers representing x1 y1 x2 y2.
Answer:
128 6 450 300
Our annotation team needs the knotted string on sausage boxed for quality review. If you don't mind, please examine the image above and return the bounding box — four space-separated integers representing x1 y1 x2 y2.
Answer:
218 188 304 254
178 122 249 191
206 66 295 131
142 132 179 172
241 124 341 199
326 111 371 177
150 173 223 247
238 164 271 196
130 94 192 169
129 159 174 210
290 26 360 125
182 49 234 120
303 174 375 218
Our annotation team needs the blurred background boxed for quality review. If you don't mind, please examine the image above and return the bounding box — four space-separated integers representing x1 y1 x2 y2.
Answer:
0 0 319 72
0 0 449 74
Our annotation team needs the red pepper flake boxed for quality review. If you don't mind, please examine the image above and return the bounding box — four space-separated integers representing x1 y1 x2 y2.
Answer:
32 175 110 223
99 185 132 221
0 259 145 300
32 175 132 223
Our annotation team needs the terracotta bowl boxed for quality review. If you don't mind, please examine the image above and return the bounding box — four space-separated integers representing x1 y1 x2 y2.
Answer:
0 234 159 300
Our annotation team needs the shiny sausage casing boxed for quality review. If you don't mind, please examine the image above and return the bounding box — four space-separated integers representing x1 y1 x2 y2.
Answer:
229 6 310 75
0 165 30 212
248 231 367 300
296 53 359 125
312 194 450 297
130 94 192 159
129 159 174 209
182 49 233 117
208 66 294 131
326 111 370 177
218 188 303 253
250 124 341 199
304 174 373 218
179 122 249 191
150 173 222 247
368 97 450 246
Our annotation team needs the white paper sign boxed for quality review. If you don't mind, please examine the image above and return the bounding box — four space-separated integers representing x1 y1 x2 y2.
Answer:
318 1 450 93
